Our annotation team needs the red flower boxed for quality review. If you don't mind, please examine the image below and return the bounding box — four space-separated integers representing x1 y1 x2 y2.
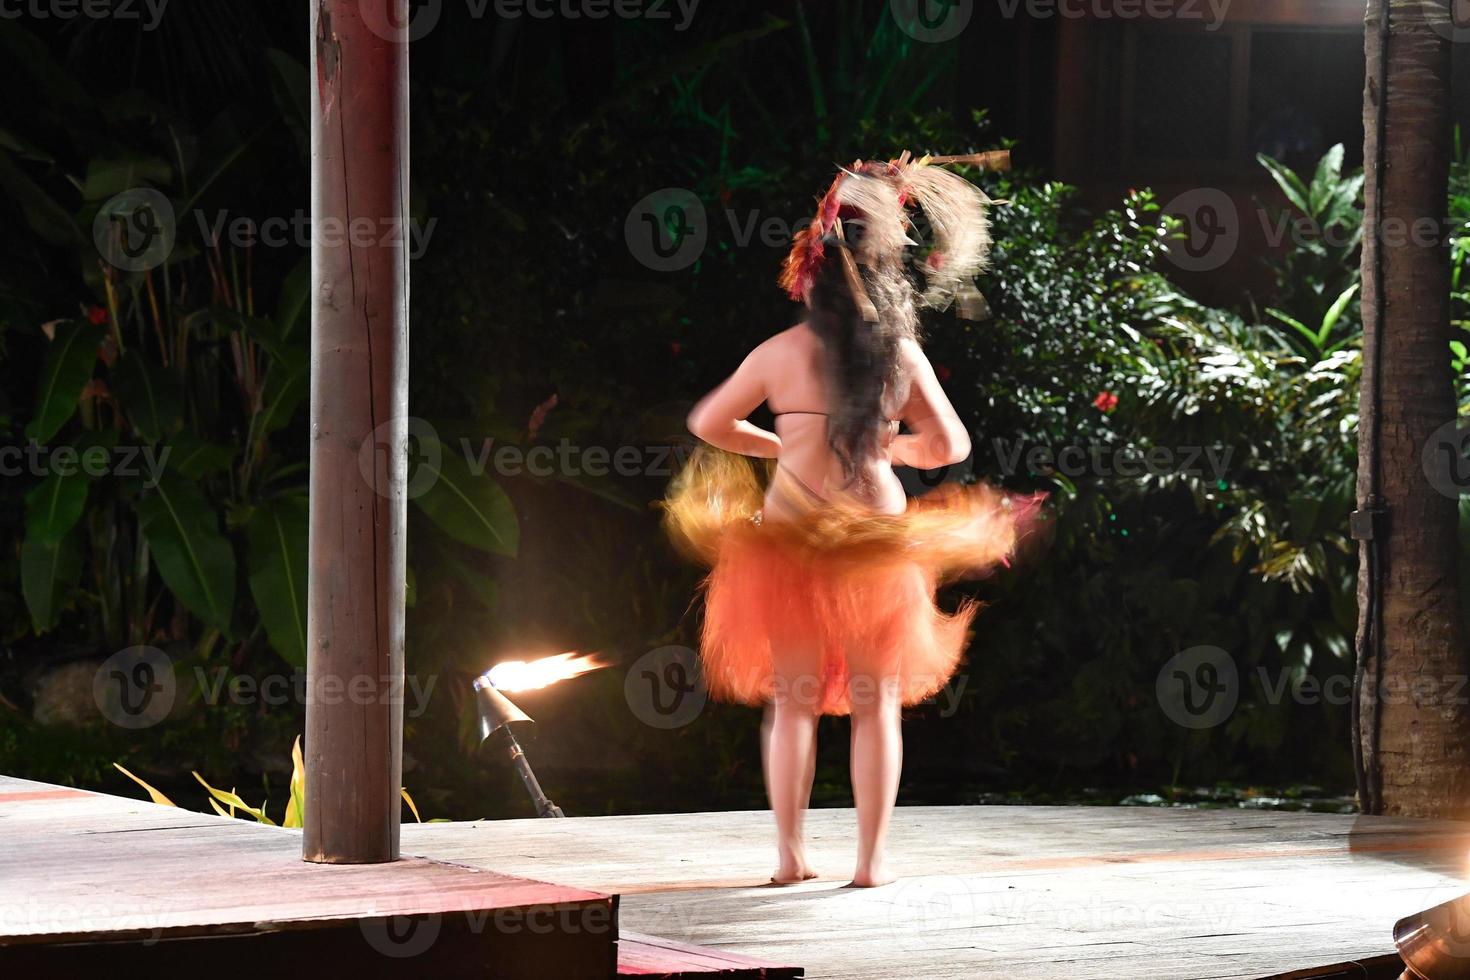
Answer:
1092 391 1119 413
526 393 558 440
670 341 681 356
935 364 952 383
87 305 108 325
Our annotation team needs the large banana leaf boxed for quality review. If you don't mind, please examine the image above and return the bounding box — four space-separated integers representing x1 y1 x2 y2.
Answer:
25 320 103 444
412 437 519 557
246 496 309 668
137 472 236 635
20 528 82 633
24 469 88 543
111 351 183 442
254 363 307 441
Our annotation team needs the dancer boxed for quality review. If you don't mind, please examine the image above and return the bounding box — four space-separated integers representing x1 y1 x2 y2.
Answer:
664 152 1041 888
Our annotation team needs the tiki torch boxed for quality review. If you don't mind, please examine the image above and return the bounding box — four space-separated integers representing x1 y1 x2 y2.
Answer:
1394 892 1470 979
473 653 604 819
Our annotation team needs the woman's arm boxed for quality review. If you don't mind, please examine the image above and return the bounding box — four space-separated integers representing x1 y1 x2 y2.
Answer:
890 339 971 470
687 341 782 458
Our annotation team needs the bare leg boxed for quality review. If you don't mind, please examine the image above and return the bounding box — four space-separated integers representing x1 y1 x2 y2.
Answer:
764 695 820 884
849 677 902 887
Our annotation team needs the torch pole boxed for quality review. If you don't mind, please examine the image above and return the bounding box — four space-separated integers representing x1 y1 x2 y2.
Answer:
497 728 564 818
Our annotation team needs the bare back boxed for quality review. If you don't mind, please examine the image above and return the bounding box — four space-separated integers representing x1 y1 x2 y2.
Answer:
686 324 973 522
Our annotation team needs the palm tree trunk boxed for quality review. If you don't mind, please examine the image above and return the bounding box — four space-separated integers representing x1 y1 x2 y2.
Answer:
1356 0 1470 818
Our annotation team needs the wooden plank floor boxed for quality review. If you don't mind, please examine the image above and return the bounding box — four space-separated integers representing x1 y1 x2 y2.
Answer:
0 774 616 978
402 804 1470 979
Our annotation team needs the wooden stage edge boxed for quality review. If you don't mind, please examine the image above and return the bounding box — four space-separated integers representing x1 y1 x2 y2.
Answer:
0 774 794 979
8 772 1470 978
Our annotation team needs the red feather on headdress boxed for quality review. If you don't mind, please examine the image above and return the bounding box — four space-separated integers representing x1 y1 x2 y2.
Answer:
777 150 1011 311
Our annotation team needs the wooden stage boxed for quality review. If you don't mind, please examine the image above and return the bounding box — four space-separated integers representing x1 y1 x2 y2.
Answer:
402 805 1470 979
6 772 1470 978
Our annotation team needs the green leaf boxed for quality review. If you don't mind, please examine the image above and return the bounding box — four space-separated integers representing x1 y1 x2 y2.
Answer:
25 320 103 444
255 363 306 441
137 473 236 635
80 154 173 203
1308 144 1345 216
413 438 519 556
264 48 309 157
274 256 311 344
24 469 88 543
111 352 183 442
1317 282 1360 345
246 496 309 668
20 527 82 633
0 147 84 247
1256 153 1310 214
163 432 236 479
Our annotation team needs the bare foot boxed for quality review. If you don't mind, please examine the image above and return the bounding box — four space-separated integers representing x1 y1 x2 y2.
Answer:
770 858 819 885
849 865 895 887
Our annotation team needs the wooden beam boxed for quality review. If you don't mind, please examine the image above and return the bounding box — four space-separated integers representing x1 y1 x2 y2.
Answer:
304 0 410 864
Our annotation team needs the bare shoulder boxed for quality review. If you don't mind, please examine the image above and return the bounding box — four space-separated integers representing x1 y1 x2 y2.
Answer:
896 336 934 375
750 323 817 361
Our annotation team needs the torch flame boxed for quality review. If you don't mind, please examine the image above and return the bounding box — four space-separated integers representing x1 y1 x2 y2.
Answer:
484 652 605 692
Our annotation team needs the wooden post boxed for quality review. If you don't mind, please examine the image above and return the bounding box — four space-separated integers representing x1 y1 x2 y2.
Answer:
304 0 410 863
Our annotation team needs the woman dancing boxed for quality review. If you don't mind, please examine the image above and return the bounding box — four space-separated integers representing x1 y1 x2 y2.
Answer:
665 152 1040 888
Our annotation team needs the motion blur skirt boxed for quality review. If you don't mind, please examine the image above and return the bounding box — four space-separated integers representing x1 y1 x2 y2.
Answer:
664 448 1044 716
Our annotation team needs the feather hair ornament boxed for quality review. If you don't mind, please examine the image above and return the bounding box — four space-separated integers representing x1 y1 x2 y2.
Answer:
777 149 1010 318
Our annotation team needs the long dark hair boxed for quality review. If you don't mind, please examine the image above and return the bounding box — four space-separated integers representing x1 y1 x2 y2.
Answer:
805 228 918 482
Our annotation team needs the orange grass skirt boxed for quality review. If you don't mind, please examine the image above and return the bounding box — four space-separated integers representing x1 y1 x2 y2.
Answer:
664 448 1045 715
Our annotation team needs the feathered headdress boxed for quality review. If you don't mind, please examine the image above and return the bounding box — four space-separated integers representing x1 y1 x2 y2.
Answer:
778 150 1009 317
